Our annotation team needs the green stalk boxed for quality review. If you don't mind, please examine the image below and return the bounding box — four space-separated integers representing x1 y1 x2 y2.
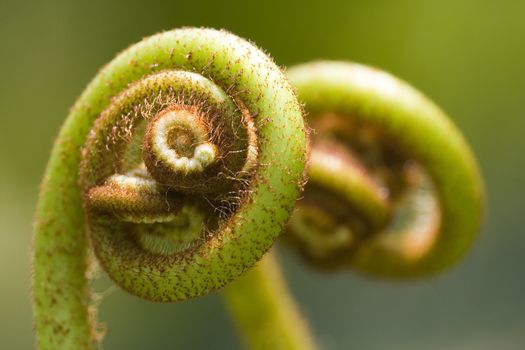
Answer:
224 251 317 350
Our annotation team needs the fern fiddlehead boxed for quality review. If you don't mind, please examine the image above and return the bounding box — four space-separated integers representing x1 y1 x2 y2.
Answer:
32 28 309 349
219 61 484 350
32 27 485 350
285 61 485 277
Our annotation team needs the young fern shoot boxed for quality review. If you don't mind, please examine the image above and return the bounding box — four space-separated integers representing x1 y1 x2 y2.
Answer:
32 28 485 350
222 62 484 350
285 61 484 277
33 28 309 349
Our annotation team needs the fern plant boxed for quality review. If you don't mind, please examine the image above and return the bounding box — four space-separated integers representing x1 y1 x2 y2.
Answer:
32 27 484 350
285 61 484 277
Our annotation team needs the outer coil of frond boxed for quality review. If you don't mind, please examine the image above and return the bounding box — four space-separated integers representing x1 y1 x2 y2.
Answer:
78 30 307 300
33 28 306 349
286 61 484 278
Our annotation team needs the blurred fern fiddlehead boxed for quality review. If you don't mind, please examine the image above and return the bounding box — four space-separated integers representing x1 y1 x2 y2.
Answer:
222 62 484 350
285 61 484 277
32 28 484 350
32 28 311 349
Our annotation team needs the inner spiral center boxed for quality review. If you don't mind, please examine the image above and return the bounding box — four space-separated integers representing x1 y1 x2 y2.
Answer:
167 127 196 158
143 107 219 177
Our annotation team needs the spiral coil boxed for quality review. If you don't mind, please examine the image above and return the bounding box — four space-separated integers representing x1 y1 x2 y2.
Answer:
33 28 307 348
32 30 485 350
286 61 484 277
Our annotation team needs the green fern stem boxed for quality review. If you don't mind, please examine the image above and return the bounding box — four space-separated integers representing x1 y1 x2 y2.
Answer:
224 250 318 350
32 28 308 349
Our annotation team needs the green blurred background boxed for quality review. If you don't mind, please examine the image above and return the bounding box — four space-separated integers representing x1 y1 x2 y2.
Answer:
1 0 524 349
